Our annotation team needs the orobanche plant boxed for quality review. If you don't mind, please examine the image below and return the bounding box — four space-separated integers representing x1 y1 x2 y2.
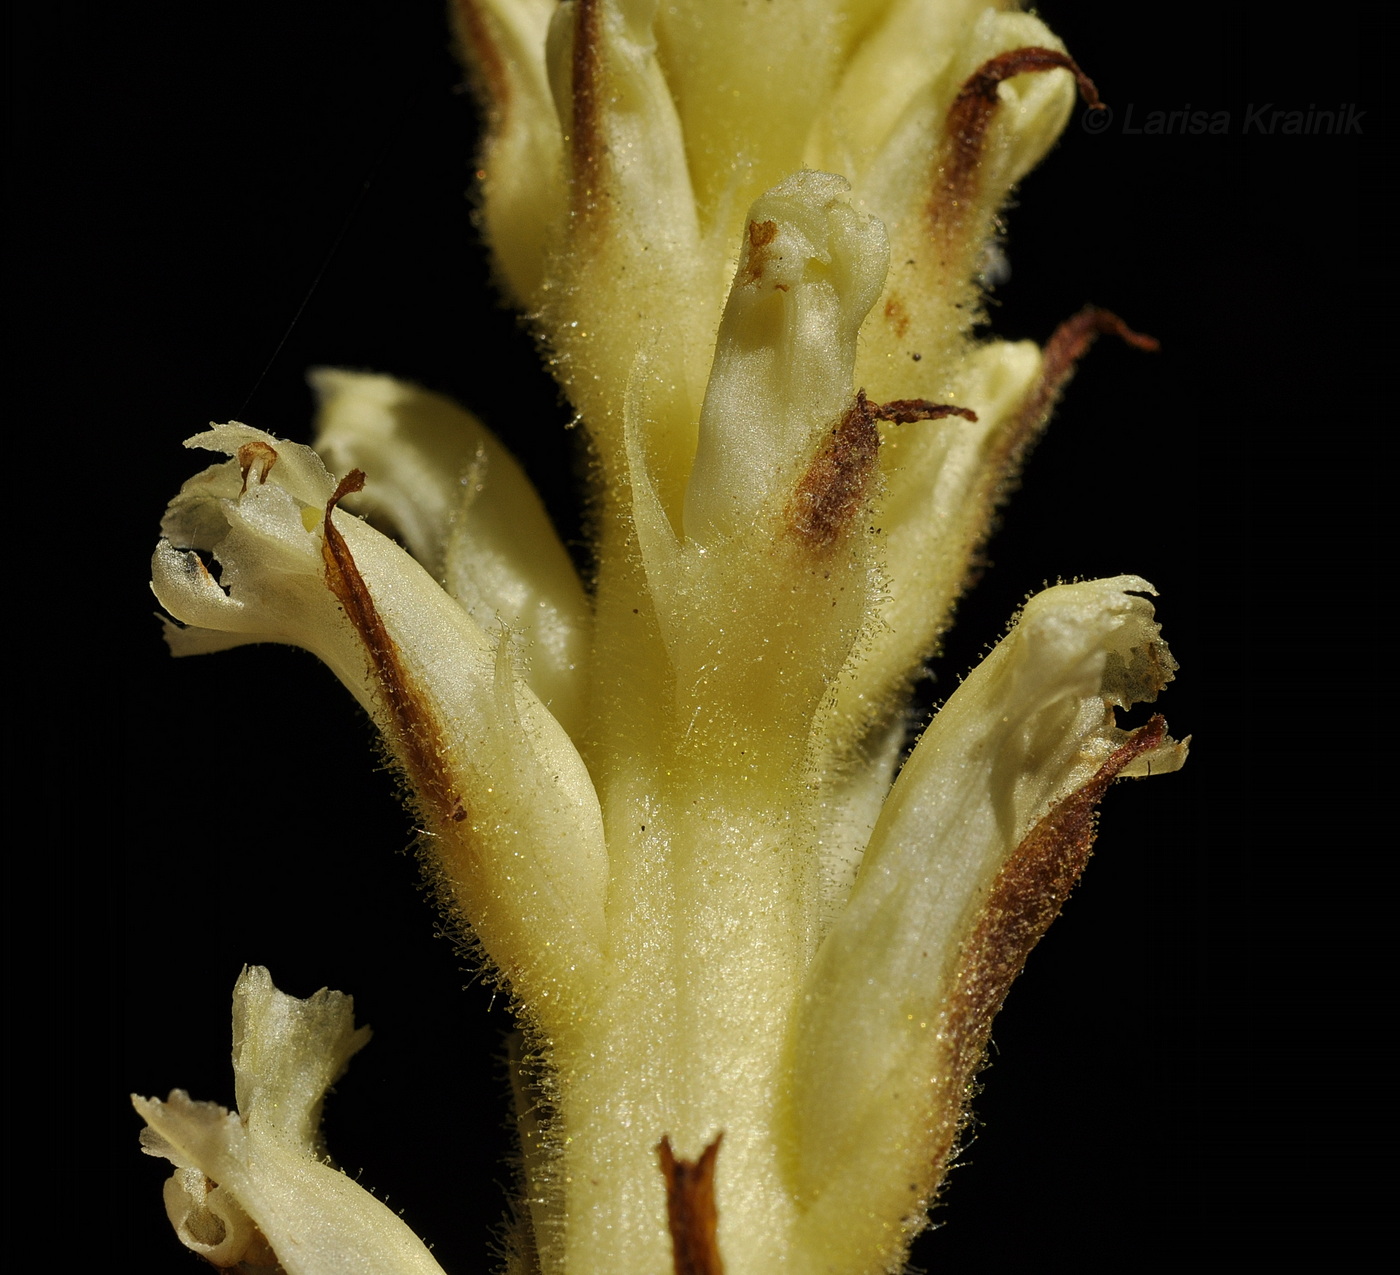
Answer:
137 2 1186 1272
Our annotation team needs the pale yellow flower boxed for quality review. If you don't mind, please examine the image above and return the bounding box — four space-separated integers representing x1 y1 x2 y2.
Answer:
138 3 1186 1272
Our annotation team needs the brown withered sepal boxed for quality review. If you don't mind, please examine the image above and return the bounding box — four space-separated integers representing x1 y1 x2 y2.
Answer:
934 48 1103 245
787 391 977 549
451 0 510 124
985 306 1159 499
237 440 279 494
658 1134 726 1275
928 716 1170 1181
568 0 605 213
321 470 468 825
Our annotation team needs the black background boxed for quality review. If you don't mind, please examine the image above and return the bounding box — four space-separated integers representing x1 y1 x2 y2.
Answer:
14 1 1388 1269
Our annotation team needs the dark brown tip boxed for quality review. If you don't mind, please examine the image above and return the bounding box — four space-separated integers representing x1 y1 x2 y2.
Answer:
321 469 465 827
787 392 978 548
985 305 1158 500
869 398 978 426
658 1133 725 1275
944 716 1169 1085
236 440 278 494
786 392 882 549
569 0 604 213
327 468 367 513
1041 306 1160 376
955 47 1102 120
941 306 1157 620
1012 306 1157 458
936 47 1103 239
452 0 510 119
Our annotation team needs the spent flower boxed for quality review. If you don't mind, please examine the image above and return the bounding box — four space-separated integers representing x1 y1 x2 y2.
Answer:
138 2 1187 1272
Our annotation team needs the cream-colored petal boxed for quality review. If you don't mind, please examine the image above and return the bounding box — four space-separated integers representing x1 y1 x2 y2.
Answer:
455 0 562 308
787 578 1183 1266
684 171 888 545
653 0 884 241
312 369 591 737
153 428 609 1010
540 0 707 499
805 0 995 185
135 968 445 1275
852 8 1081 400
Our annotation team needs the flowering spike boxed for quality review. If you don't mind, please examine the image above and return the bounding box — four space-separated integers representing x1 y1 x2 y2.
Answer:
145 5 1187 1272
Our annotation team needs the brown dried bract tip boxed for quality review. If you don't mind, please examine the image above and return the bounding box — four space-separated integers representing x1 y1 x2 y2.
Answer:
938 47 1102 228
1017 306 1158 449
658 1133 725 1275
321 470 466 826
452 0 510 122
1042 305 1160 374
788 391 977 548
326 467 368 516
869 398 979 426
944 716 1169 1089
984 305 1158 502
237 440 278 494
569 0 604 212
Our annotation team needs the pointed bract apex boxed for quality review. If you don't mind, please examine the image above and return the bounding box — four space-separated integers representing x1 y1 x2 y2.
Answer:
659 1133 725 1275
1040 306 1161 389
939 47 1104 222
985 306 1160 504
868 398 978 427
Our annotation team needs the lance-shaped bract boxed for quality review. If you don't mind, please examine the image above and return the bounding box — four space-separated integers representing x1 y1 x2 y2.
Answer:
152 425 609 1010
144 2 1186 1272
